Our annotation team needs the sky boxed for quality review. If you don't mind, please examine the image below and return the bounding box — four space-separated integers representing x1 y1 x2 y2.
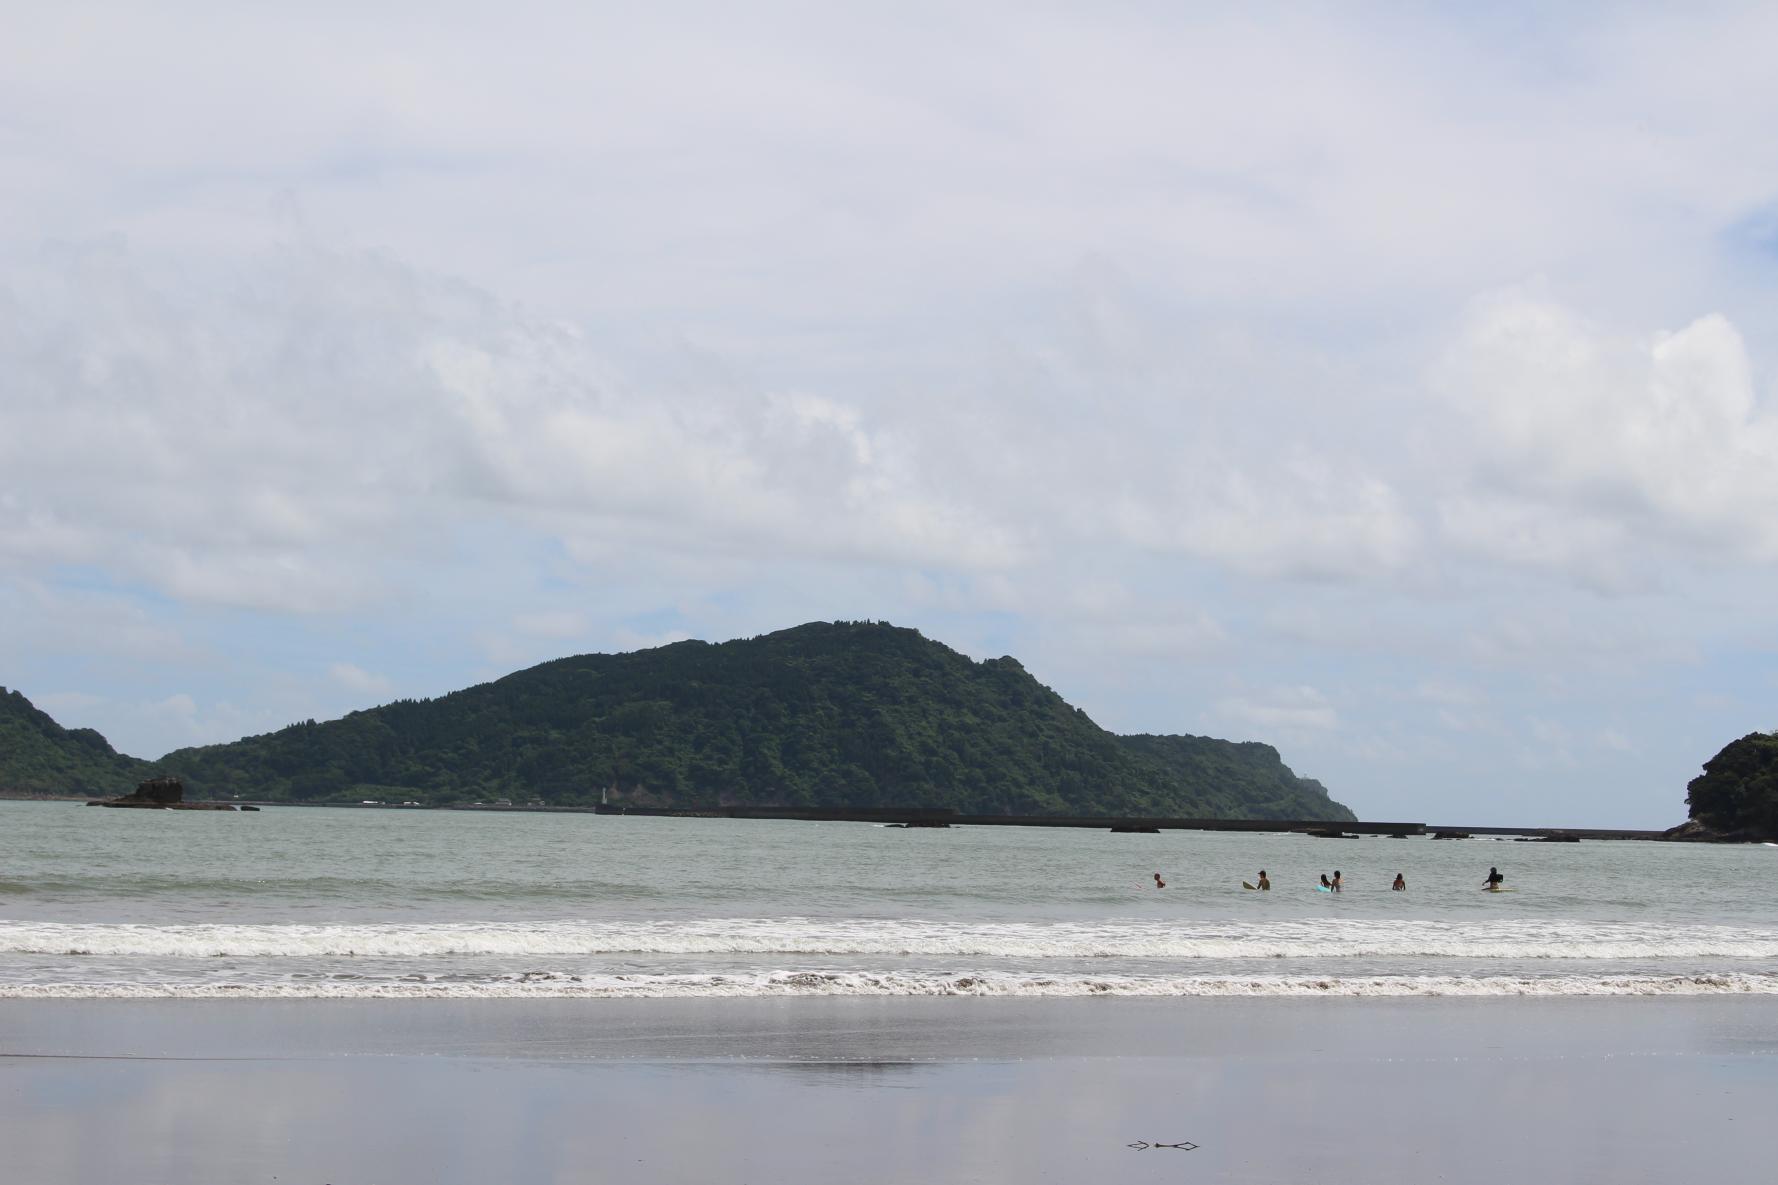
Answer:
4 2 1778 827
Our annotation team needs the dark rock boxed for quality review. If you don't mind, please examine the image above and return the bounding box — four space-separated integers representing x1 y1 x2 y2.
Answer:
113 777 184 806
1432 831 1470 840
87 776 239 811
1661 818 1747 843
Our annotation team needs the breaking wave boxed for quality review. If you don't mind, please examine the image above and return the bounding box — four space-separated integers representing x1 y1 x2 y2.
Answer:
5 970 1776 1000
6 917 1778 961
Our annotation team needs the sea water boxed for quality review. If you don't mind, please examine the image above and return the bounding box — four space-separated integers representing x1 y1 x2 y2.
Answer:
3 801 1774 998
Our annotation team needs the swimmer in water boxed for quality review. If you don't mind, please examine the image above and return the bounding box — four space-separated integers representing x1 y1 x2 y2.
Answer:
1392 873 1406 891
1331 870 1343 892
1257 870 1270 891
1153 872 1166 889
1319 873 1331 889
1484 866 1504 891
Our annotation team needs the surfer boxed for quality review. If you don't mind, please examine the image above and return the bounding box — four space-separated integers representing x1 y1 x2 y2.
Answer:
1392 873 1406 891
1153 872 1166 889
1257 870 1270 891
1484 866 1504 891
1331 870 1342 892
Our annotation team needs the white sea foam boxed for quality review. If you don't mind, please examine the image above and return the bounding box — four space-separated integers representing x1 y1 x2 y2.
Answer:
3 970 1775 1000
5 917 1778 961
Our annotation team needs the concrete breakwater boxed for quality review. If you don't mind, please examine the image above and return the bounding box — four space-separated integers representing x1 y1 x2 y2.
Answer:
211 799 1670 840
592 803 1418 832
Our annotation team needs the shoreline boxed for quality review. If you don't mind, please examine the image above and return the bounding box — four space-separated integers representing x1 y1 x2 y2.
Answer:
8 993 1778 1059
0 794 1692 840
7 971 1777 1000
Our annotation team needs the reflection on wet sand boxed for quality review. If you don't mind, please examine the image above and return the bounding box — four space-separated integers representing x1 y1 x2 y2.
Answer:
5 997 1777 1185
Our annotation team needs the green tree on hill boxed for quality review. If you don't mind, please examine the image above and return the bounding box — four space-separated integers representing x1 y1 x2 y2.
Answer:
151 621 1354 820
0 687 151 795
1685 731 1778 841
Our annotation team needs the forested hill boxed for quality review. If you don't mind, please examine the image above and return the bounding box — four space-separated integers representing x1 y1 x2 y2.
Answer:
0 687 151 795
1681 731 1778 841
160 622 1355 820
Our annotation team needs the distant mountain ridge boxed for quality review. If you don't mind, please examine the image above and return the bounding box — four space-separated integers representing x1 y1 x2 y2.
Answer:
0 686 151 795
3 623 1355 820
152 621 1354 820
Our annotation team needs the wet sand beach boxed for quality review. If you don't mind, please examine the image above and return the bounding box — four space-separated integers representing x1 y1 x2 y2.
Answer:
5 996 1775 1184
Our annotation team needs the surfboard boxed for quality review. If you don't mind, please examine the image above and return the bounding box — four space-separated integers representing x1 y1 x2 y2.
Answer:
1242 881 1257 890
1482 886 1516 892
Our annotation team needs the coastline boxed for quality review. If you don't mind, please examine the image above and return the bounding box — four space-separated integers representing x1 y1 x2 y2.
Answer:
9 971 1778 1000
5 996 1775 1184
0 793 1692 840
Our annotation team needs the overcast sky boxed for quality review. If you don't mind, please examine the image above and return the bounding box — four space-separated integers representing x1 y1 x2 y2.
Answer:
5 2 1778 826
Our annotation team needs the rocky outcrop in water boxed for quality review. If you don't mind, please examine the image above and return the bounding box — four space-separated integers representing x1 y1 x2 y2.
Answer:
1672 732 1778 843
121 776 184 805
88 776 237 810
1661 818 1748 843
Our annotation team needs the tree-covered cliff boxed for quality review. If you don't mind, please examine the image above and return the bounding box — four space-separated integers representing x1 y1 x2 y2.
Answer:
1682 731 1778 842
0 687 152 795
160 621 1354 820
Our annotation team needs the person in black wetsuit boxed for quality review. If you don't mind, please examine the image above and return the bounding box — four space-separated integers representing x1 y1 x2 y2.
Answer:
1484 866 1505 890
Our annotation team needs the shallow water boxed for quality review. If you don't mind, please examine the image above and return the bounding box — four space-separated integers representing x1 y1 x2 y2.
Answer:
3 801 1774 997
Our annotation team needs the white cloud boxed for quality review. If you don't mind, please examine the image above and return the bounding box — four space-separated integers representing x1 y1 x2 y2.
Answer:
1073 613 1230 660
329 663 392 696
155 693 198 720
133 694 273 754
1413 681 1481 708
1438 293 1778 579
1436 495 1642 594
32 691 106 714
0 580 191 663
0 241 1020 615
612 628 694 653
5 4 1778 828
512 611 588 639
1522 716 1580 769
1098 461 1419 581
1436 708 1493 735
1463 612 1699 673
1216 685 1339 734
